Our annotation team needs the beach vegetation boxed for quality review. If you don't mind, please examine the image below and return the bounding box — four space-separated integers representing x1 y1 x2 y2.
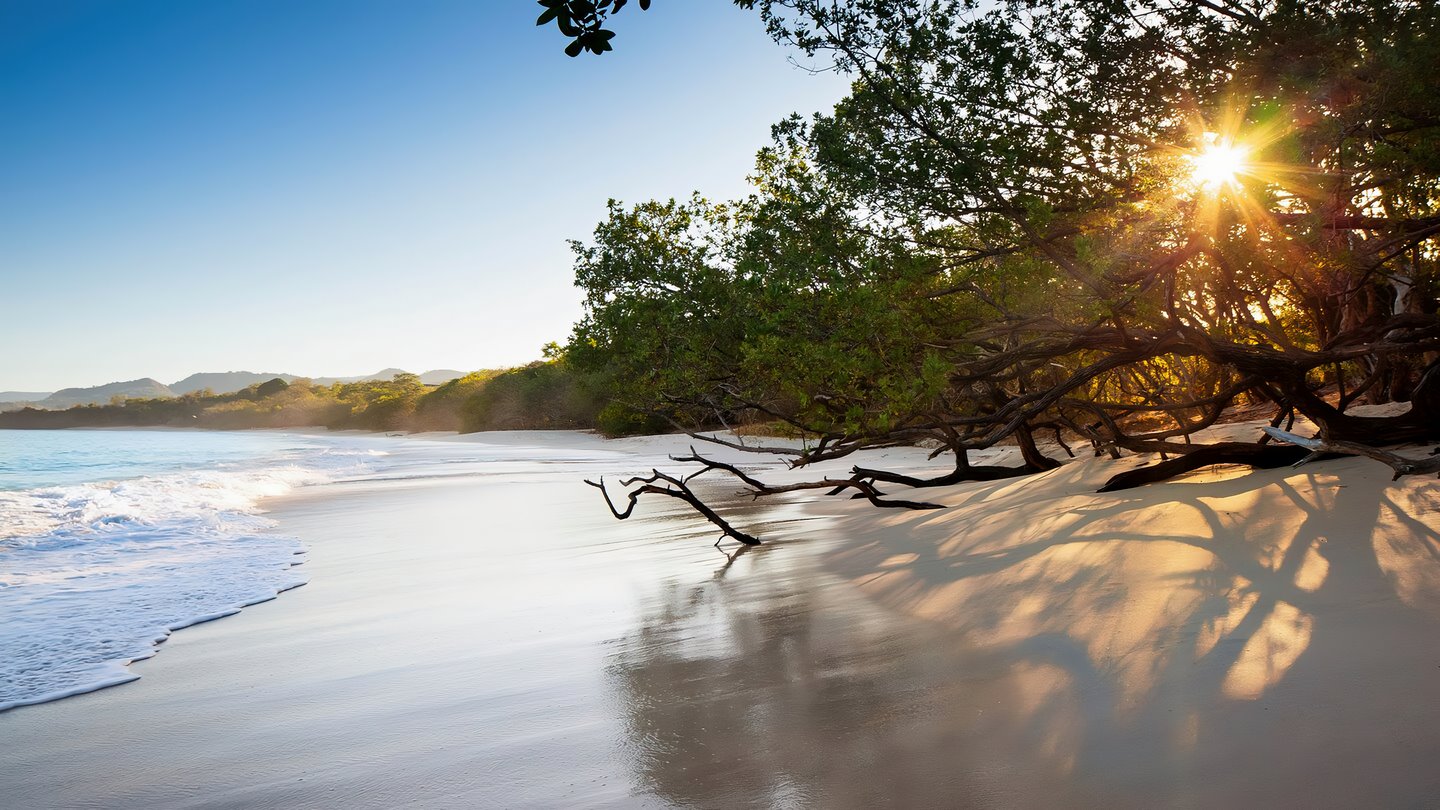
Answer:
460 359 612 432
566 0 1440 538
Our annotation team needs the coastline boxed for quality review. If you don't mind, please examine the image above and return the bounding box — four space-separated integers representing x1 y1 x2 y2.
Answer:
0 430 830 807
1 426 1438 806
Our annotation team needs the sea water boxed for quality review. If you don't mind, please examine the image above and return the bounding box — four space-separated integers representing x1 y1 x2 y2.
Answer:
0 428 633 714
0 428 387 712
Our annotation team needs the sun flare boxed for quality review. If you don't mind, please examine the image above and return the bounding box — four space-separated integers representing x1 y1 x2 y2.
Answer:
1190 139 1248 190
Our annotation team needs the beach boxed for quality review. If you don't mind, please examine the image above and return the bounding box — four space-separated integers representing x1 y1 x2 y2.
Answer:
2 428 1440 807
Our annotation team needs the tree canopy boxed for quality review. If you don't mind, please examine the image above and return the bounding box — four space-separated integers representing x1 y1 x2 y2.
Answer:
565 0 1440 530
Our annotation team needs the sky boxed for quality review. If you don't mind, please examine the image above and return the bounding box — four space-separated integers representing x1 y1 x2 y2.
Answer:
0 1 849 392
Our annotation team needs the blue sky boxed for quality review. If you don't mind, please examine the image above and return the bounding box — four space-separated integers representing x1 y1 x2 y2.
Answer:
0 1 849 391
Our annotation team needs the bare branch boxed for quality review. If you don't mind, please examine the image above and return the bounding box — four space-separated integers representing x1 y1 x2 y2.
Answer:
1262 428 1440 480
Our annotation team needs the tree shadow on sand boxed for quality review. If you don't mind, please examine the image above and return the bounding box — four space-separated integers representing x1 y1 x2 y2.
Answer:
606 455 1440 807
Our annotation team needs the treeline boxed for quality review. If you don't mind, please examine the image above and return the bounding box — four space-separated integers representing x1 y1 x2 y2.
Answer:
0 366 651 434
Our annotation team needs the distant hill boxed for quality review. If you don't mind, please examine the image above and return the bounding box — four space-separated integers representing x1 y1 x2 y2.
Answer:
5 369 473 410
43 378 175 408
311 368 407 386
172 368 466 393
309 369 467 386
0 392 51 413
170 371 297 395
418 369 465 385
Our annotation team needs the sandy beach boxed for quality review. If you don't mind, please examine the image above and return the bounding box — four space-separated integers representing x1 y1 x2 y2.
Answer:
2 428 1439 807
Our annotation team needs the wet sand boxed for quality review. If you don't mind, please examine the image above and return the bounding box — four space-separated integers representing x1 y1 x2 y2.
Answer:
2 430 1440 807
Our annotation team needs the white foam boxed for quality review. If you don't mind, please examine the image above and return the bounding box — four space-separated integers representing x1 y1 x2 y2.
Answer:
0 464 335 712
0 432 623 713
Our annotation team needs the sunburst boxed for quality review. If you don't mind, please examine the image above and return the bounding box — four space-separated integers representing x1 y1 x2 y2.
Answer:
1190 137 1249 191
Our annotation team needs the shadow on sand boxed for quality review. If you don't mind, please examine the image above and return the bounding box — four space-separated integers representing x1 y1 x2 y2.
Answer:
606 455 1440 808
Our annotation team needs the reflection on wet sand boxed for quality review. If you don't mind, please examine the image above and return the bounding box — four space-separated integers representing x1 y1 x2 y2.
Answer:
609 456 1440 807
608 538 1087 808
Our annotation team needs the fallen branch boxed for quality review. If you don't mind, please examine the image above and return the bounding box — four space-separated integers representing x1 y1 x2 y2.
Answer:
585 471 761 545
671 449 945 510
1098 442 1311 492
584 446 949 550
852 454 1037 488
1262 427 1440 480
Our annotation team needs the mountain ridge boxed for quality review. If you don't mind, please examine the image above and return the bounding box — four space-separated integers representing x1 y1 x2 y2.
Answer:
2 369 471 411
42 378 176 409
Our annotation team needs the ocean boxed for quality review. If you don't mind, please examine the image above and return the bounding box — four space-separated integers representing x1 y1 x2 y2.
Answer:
0 426 627 713
0 429 388 711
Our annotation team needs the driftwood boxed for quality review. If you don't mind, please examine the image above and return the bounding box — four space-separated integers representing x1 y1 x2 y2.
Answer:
1262 427 1440 480
1097 442 1312 492
586 470 762 546
852 453 1039 488
671 450 945 511
586 448 945 547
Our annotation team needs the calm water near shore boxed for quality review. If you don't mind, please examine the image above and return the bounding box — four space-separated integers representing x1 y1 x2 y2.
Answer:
0 428 623 713
1 431 1051 808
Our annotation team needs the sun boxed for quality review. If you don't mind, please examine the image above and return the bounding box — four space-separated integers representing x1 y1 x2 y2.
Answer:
1190 138 1249 190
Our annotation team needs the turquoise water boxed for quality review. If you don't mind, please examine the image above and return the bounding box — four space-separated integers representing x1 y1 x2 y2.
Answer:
0 428 387 712
0 427 630 713
0 429 351 490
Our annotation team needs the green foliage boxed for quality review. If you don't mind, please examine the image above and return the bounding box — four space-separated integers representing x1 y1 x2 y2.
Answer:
559 0 1440 454
460 360 609 432
594 401 668 437
325 373 427 431
565 139 986 438
566 195 745 424
253 378 290 399
409 371 498 431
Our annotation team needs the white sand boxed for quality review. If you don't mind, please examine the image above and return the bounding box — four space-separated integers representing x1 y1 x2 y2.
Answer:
812 417 1440 805
1 424 1438 807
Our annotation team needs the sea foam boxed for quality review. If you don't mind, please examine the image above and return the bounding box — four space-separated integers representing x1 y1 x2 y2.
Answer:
0 461 337 712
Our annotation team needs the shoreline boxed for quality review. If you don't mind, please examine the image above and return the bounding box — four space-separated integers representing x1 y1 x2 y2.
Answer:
0 431 837 807
2 424 1439 805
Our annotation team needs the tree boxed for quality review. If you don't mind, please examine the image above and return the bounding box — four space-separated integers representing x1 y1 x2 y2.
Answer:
568 146 981 446
571 0 1440 539
815 1 1439 454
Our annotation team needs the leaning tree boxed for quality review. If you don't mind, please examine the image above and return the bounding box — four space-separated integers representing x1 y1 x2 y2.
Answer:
572 0 1440 541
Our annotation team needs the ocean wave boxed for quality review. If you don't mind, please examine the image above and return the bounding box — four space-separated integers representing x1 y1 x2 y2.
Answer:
0 455 357 713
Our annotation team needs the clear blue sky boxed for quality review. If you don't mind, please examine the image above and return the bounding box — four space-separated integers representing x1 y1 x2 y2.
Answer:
0 1 848 392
